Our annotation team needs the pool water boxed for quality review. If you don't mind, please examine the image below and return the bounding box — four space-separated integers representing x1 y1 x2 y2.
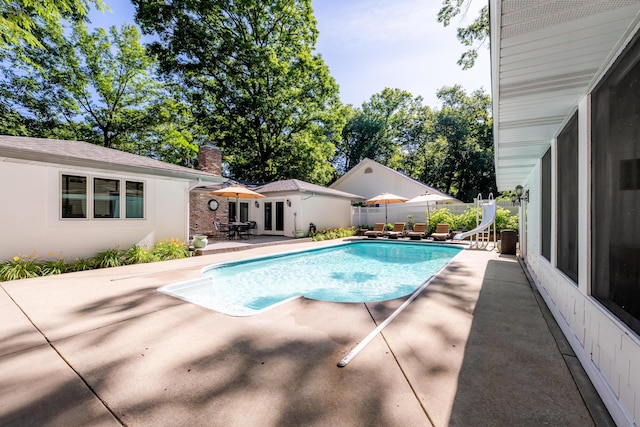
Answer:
159 241 462 316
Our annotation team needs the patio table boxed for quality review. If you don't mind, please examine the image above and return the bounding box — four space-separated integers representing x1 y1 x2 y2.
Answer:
227 222 248 239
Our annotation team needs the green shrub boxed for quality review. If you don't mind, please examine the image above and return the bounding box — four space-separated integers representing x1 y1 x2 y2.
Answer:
124 245 156 265
427 208 458 233
152 238 190 260
94 248 125 268
67 257 96 272
406 215 415 230
455 207 481 231
495 206 519 231
0 254 42 281
311 227 356 242
40 258 67 276
423 206 518 234
0 237 193 282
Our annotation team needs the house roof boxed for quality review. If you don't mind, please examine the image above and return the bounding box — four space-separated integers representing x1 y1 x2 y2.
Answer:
256 179 365 200
330 158 458 200
0 135 224 183
490 0 640 190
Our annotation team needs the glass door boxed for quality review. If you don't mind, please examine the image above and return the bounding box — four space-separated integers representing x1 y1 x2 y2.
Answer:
263 201 285 234
228 201 249 222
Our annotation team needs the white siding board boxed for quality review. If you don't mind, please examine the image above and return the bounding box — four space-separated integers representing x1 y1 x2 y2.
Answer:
0 159 191 260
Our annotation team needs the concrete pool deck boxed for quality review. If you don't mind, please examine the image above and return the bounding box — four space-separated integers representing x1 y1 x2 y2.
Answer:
1 239 614 426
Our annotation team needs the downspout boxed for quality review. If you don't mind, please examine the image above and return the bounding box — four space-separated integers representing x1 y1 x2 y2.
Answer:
300 192 315 235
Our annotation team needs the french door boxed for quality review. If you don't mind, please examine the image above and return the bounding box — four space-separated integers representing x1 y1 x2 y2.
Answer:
263 201 284 234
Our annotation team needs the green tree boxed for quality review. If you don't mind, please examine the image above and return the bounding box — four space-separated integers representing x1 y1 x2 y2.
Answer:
1 21 200 163
336 88 432 175
0 0 106 49
334 105 385 174
421 85 495 201
437 0 489 69
133 0 343 184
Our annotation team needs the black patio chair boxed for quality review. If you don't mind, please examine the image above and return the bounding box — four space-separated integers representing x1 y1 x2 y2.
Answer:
247 221 257 238
237 223 250 239
213 221 230 240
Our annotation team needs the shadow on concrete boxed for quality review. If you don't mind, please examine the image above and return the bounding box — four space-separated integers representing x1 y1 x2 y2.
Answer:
448 258 614 427
1 287 427 426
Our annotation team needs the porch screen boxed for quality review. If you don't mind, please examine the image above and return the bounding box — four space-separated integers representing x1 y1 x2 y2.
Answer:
592 30 640 335
541 148 551 261
556 112 578 284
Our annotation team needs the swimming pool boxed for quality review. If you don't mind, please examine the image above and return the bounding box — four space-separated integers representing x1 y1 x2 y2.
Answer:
159 241 462 316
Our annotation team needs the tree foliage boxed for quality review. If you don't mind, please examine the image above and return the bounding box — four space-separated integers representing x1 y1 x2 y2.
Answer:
335 86 494 202
437 0 489 69
422 85 495 201
0 0 106 49
0 21 200 164
335 88 432 174
133 0 343 184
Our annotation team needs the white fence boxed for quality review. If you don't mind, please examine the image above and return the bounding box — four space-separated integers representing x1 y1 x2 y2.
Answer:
352 200 517 227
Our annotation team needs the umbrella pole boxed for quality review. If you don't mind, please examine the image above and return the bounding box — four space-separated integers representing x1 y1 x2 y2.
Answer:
385 203 388 225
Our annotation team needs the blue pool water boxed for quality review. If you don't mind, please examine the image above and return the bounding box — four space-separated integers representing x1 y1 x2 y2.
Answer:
159 241 462 316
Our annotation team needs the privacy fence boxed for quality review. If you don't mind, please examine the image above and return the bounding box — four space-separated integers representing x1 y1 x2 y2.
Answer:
352 200 518 227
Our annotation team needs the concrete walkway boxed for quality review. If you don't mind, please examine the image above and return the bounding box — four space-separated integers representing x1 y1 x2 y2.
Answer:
0 239 614 426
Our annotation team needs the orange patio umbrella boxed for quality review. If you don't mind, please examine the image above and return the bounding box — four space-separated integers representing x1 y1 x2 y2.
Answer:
209 185 265 221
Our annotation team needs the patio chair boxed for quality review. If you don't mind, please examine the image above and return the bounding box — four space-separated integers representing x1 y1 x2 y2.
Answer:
406 223 427 240
246 221 257 238
386 222 406 239
365 223 385 238
237 223 250 239
213 221 230 240
431 223 451 241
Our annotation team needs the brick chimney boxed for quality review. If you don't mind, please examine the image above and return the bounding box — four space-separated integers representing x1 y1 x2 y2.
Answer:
198 142 222 176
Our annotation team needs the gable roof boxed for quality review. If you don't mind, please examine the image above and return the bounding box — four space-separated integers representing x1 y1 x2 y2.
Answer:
0 135 224 183
256 179 365 200
330 158 456 199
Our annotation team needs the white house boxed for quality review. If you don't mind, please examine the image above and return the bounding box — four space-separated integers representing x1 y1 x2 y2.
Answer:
330 158 455 201
330 158 462 226
491 1 640 425
0 135 224 261
253 179 365 237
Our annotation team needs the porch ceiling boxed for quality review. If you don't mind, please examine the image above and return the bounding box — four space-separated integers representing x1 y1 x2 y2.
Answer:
491 0 640 191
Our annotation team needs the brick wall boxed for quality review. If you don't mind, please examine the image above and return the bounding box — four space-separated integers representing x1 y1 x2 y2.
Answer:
198 142 222 175
189 188 229 237
190 142 226 237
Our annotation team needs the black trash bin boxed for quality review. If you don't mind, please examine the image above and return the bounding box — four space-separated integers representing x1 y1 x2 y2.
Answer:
501 229 517 255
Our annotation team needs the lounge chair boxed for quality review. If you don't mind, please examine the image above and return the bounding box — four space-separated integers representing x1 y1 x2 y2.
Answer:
365 223 385 238
386 222 406 239
406 223 426 240
431 223 450 241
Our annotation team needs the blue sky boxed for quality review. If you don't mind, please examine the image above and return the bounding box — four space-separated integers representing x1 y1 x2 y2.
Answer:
89 0 490 108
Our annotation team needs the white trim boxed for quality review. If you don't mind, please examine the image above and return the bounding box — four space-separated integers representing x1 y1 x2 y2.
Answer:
577 96 589 296
526 260 635 427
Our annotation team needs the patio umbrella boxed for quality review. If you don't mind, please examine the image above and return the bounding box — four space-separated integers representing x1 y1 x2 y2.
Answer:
365 192 408 224
406 193 453 225
209 185 264 221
